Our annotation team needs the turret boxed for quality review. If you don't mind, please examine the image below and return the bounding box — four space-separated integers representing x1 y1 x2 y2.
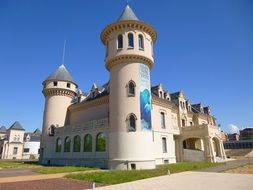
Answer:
40 64 77 164
101 5 157 170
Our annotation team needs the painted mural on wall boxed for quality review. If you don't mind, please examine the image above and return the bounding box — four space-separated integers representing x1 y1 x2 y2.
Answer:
139 63 152 131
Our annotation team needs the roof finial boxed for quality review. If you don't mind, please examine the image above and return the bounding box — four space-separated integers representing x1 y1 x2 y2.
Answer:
61 40 66 66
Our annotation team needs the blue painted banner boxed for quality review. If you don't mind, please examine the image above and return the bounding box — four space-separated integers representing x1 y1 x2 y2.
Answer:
139 64 152 131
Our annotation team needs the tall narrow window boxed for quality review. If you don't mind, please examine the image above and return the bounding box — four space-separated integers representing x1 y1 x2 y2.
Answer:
106 41 109 56
96 133 106 152
161 112 165 128
13 147 18 155
128 81 135 96
138 34 144 49
64 137 71 152
55 138 62 152
73 135 81 152
84 134 92 152
162 137 167 153
128 113 137 132
128 33 134 48
117 34 123 49
182 119 186 127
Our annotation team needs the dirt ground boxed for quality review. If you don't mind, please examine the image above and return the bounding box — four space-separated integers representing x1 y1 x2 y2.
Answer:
224 164 253 174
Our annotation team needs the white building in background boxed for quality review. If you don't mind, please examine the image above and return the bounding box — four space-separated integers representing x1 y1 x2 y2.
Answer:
23 129 41 159
0 122 41 160
40 5 226 170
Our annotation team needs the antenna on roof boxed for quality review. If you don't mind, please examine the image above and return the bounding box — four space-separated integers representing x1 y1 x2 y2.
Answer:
61 40 66 66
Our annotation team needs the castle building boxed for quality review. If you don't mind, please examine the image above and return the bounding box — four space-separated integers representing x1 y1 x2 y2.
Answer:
40 5 226 169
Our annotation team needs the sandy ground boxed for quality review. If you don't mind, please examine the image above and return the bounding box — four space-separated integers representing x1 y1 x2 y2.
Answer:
224 164 253 174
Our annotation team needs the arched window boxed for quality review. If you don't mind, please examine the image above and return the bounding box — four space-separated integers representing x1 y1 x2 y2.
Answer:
55 138 62 152
84 134 92 152
117 34 123 49
73 135 81 152
49 125 55 136
128 33 134 48
128 113 137 132
138 34 144 49
64 136 71 152
96 132 106 152
128 81 135 96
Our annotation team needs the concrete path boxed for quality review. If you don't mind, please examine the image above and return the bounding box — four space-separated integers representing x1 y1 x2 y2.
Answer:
0 168 38 177
94 171 253 190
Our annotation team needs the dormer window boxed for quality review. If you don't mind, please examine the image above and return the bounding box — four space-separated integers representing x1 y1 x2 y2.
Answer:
53 81 58 86
128 33 134 48
117 34 123 49
66 83 71 88
159 91 163 98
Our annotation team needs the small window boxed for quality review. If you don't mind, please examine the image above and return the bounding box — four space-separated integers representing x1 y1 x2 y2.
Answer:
24 148 29 153
106 41 109 56
162 138 167 153
138 34 144 49
128 81 135 96
190 121 193 126
67 83 71 88
117 34 123 49
49 125 55 136
161 112 165 128
131 163 136 170
128 114 137 132
53 81 58 86
128 33 134 48
13 147 18 155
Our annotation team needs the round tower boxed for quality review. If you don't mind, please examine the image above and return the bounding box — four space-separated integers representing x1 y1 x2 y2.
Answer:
40 64 77 164
101 5 157 169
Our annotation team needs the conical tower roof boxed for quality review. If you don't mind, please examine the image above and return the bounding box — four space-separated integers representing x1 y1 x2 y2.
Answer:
117 5 139 21
44 65 76 84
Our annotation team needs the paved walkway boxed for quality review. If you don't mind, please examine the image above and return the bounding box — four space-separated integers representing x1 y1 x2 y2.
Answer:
94 171 253 190
199 159 253 172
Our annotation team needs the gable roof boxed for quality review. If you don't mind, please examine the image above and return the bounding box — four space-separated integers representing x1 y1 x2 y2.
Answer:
9 121 25 131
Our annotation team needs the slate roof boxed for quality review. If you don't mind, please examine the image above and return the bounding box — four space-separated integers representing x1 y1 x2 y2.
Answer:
44 65 76 84
117 5 139 21
9 121 25 131
0 126 6 133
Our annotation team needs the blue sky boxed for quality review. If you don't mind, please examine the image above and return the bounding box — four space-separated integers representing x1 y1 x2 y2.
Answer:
0 0 252 133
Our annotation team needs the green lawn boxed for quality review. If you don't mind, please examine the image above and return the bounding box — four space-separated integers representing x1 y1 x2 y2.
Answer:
0 161 40 169
65 162 223 185
35 166 99 174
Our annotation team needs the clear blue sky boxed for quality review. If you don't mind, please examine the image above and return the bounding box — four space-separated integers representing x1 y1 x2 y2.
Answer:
0 0 252 133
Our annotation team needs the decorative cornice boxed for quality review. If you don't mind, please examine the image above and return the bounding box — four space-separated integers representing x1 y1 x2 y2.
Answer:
69 95 109 112
101 20 157 44
106 54 153 70
43 88 76 98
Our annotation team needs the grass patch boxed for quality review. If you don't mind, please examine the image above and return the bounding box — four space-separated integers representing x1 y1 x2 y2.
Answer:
66 162 223 185
35 166 99 174
0 161 40 169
